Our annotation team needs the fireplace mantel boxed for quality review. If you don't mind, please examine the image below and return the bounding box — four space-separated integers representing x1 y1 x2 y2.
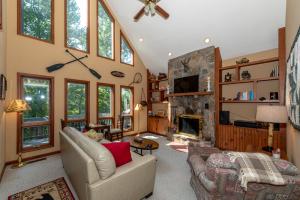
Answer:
166 91 214 97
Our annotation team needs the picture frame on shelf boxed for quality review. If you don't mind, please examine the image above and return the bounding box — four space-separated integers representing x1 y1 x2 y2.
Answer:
0 74 7 100
286 26 300 130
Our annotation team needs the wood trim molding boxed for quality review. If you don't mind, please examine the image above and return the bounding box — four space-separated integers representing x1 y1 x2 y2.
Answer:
17 73 55 153
278 27 286 105
97 0 115 61
5 151 61 166
120 85 134 132
17 0 55 44
64 0 90 53
96 82 115 127
120 31 134 66
64 78 90 124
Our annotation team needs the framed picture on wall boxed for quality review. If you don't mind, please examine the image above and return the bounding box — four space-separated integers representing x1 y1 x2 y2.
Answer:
286 26 300 130
0 74 7 100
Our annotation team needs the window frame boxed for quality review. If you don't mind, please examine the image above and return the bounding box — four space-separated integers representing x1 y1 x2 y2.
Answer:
17 73 55 153
64 78 90 126
17 0 55 44
97 0 115 61
64 0 90 53
120 85 134 132
120 31 134 66
97 82 115 127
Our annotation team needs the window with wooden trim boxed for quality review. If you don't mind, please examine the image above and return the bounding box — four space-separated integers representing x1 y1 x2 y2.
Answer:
65 0 89 52
120 32 134 66
17 0 54 43
97 83 115 127
18 73 54 152
120 86 134 131
97 0 114 60
65 79 90 131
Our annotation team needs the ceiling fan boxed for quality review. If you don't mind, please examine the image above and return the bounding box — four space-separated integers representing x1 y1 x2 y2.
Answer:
134 0 170 21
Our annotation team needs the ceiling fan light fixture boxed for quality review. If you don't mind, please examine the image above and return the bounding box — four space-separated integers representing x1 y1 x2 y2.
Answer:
168 52 172 56
139 38 144 42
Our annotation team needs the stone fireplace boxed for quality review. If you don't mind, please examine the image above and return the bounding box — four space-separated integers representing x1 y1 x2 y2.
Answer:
177 115 204 139
168 46 216 143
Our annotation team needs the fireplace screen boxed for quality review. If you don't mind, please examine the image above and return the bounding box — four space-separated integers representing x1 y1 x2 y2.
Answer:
178 117 199 136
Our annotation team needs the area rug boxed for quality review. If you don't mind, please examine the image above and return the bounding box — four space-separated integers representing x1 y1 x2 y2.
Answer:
167 142 188 153
8 177 74 200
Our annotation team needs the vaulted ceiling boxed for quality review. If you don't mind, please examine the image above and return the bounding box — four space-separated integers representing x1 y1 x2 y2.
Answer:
107 0 286 74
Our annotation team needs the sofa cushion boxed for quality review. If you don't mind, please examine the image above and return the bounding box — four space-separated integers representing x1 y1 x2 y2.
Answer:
63 127 116 180
206 153 239 170
272 159 300 176
102 142 132 167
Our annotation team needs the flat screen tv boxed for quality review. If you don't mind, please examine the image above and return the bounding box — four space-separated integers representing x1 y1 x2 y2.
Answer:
174 75 199 93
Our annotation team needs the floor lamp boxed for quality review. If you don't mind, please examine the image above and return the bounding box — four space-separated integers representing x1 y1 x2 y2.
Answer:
135 103 142 136
6 99 31 168
256 105 288 152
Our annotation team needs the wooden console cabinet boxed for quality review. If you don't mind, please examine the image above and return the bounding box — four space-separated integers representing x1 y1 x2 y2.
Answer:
148 116 168 135
217 125 286 153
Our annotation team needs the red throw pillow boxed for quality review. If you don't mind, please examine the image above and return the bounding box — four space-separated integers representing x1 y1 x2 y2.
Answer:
102 142 132 167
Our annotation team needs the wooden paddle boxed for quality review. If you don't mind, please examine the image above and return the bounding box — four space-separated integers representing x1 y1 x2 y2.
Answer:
46 55 87 72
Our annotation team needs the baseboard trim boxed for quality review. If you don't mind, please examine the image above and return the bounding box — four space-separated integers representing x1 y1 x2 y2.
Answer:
0 164 6 183
5 151 61 166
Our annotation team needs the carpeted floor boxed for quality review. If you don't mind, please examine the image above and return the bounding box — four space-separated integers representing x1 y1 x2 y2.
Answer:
0 133 196 200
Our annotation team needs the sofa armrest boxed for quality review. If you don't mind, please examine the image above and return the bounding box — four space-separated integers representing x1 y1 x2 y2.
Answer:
88 154 157 200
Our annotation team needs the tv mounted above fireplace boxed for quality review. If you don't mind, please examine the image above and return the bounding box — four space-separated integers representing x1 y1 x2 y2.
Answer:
174 75 199 93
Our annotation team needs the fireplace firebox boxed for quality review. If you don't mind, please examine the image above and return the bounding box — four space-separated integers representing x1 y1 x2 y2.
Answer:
177 115 204 139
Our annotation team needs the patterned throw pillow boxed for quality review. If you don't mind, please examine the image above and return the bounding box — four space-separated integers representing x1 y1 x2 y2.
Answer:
272 159 300 176
206 153 239 170
83 129 104 141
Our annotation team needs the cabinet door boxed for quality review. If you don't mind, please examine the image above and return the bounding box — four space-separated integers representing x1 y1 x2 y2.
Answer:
148 118 157 133
157 118 168 135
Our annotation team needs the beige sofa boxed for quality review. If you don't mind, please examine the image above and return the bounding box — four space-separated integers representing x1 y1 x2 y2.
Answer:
60 127 157 200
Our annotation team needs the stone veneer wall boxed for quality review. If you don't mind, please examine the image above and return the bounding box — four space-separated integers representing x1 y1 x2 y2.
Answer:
168 46 215 142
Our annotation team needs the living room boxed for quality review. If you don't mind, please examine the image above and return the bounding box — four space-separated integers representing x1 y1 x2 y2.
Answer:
0 0 300 199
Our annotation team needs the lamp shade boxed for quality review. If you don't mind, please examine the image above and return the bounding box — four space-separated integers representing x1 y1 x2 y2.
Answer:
6 99 31 113
135 103 142 111
256 105 288 123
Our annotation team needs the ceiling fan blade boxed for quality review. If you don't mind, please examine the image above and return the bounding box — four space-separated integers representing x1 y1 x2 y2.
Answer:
155 5 169 19
134 7 146 21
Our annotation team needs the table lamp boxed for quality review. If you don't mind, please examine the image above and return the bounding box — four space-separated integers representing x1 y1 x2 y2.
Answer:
256 105 288 152
135 103 143 136
6 99 31 168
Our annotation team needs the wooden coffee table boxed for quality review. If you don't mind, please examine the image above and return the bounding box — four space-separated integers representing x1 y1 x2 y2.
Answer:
129 138 159 156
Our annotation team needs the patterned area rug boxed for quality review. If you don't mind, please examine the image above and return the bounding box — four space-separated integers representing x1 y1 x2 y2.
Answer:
167 142 188 153
8 177 74 200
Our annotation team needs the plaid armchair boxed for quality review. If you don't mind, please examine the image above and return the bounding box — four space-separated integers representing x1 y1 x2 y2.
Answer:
187 142 300 200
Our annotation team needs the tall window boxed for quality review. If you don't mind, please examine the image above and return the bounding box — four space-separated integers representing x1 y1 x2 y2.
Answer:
97 83 115 126
97 0 114 60
18 73 54 152
120 86 134 131
65 0 89 52
120 32 134 66
18 0 54 43
65 79 90 130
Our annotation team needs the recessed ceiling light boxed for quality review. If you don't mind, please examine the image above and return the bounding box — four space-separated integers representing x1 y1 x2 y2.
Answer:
204 37 211 44
139 38 144 42
168 52 172 56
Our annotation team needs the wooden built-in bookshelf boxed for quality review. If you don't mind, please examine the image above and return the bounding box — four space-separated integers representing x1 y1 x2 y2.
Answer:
214 28 287 155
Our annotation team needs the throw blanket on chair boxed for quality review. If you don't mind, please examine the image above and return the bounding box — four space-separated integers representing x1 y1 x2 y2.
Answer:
227 152 286 190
